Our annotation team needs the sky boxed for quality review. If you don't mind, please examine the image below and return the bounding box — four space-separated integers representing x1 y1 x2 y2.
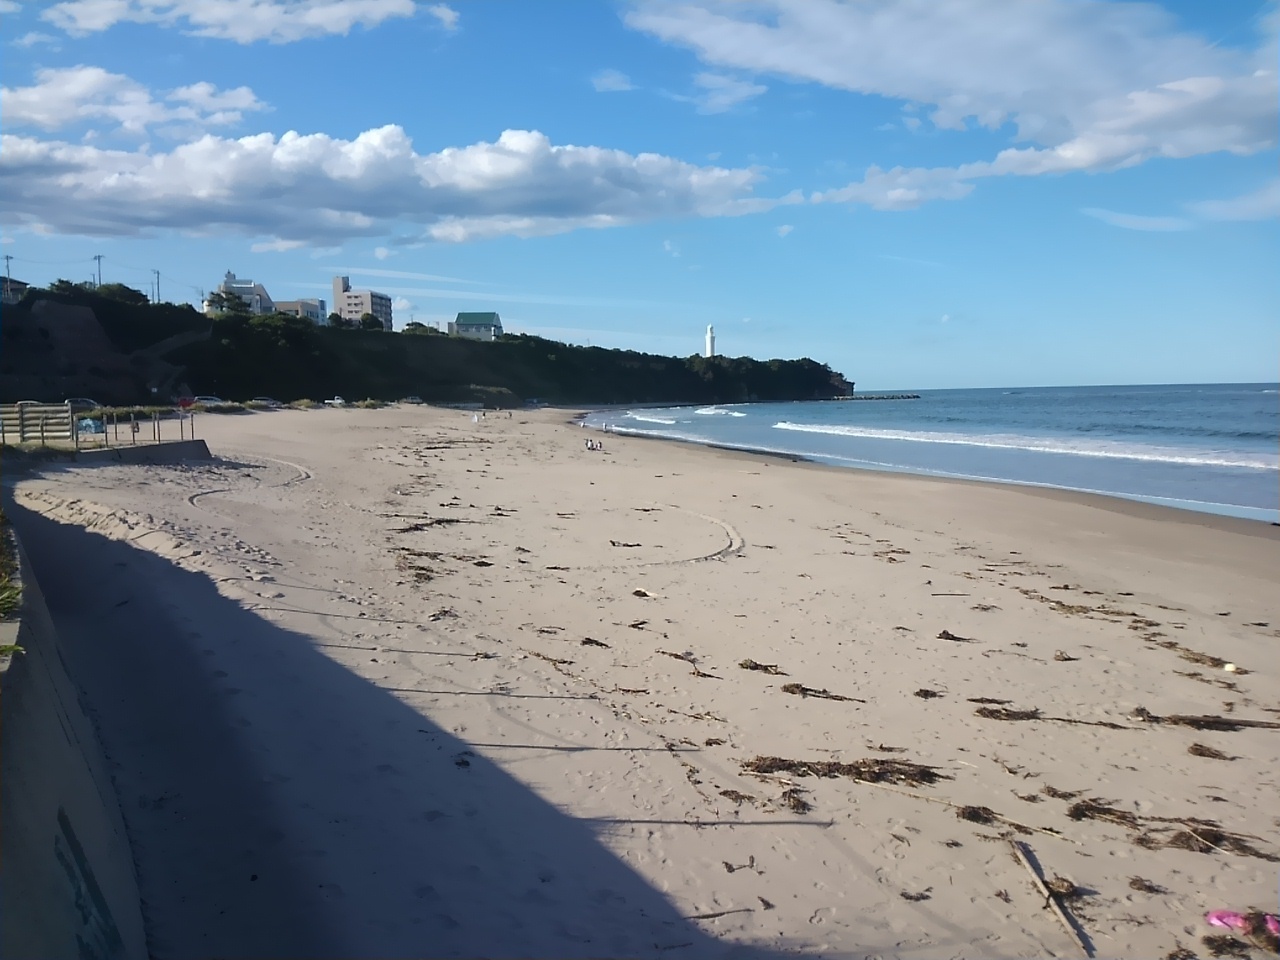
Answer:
1 0 1277 390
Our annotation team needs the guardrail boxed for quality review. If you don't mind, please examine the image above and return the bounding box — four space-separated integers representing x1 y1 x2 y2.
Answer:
0 404 198 450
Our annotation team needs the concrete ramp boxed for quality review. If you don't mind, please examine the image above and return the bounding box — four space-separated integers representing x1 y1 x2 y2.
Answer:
75 438 212 465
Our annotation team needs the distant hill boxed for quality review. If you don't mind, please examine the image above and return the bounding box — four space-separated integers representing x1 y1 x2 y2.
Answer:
2 286 852 406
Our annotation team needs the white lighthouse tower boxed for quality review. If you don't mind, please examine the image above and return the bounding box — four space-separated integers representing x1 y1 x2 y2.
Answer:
705 324 716 358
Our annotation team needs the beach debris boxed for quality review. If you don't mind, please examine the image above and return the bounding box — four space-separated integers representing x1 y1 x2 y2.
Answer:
938 629 978 642
704 738 726 746
1054 650 1080 662
529 651 574 666
1041 785 1083 801
687 907 755 921
1009 839 1094 957
1129 707 1280 731
1015 792 1043 803
610 539 642 548
914 688 944 699
453 751 473 768
1141 827 1278 862
632 588 653 597
872 744 908 753
1201 935 1252 958
739 659 788 675
781 682 864 702
969 697 1012 705
628 619 649 630
1188 743 1235 760
780 788 812 813
900 889 932 902
956 805 998 825
612 686 648 694
931 592 971 597
977 705 1133 729
995 889 1013 903
428 606 458 621
719 790 755 807
1206 912 1280 955
580 637 610 648
721 855 759 872
1128 877 1167 894
972 603 1000 611
472 559 493 567
1067 798 1141 828
1164 947 1198 960
742 755 948 786
758 897 775 910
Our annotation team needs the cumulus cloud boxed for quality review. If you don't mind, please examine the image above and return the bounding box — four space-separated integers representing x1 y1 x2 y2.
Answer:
41 0 418 43
0 1 22 12
628 0 1278 208
592 69 635 92
250 238 307 252
1191 179 1280 221
1081 207 1192 231
373 245 396 259
425 3 458 30
775 223 793 237
0 125 793 243
1 66 266 134
662 239 680 257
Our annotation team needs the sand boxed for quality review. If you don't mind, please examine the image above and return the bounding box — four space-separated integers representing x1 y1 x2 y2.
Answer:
6 405 1279 959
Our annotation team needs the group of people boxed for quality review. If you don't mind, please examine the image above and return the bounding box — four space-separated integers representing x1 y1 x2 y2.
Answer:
584 437 605 452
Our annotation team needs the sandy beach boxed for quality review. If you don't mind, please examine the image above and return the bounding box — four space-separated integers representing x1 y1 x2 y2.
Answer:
7 404 1279 959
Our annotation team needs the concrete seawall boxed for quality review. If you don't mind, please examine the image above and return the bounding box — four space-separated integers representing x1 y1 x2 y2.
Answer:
0 533 147 960
76 438 212 465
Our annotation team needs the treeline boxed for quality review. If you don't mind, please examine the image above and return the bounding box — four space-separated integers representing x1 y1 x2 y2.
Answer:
10 283 853 406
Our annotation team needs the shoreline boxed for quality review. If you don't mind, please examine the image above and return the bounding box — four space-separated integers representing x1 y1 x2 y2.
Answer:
575 407 1280 529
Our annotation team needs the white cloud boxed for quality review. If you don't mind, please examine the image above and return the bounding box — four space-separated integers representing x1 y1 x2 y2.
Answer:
775 223 793 237
662 239 680 257
425 3 457 30
1081 207 1192 231
1 66 266 134
1 125 793 243
592 69 634 92
0 1 22 12
13 31 60 47
250 238 307 252
940 313 950 323
629 0 1278 209
42 0 418 43
1191 179 1280 221
330 266 479 284
687 72 766 114
373 245 396 259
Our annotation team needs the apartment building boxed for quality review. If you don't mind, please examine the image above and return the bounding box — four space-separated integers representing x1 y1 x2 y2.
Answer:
275 298 327 323
332 276 393 330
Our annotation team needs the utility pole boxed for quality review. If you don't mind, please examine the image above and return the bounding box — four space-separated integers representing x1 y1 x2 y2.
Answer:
93 254 103 288
153 269 161 304
2 254 11 302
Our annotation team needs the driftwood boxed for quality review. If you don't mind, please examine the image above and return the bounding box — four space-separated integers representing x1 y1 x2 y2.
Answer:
1009 839 1093 958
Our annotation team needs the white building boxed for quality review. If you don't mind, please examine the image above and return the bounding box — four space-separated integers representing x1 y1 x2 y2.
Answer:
275 298 327 323
332 276 393 330
208 270 275 315
448 312 503 341
705 324 716 358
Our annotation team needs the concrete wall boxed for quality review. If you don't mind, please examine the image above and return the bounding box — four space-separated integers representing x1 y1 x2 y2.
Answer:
0 534 148 960
75 438 211 465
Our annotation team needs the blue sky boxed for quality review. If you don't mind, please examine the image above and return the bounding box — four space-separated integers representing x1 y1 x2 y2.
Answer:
1 0 1276 389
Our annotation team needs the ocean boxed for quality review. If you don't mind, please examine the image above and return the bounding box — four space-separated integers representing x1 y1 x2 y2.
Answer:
583 383 1280 524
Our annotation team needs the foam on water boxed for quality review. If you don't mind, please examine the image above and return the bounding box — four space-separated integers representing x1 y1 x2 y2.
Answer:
772 421 1278 471
695 406 747 417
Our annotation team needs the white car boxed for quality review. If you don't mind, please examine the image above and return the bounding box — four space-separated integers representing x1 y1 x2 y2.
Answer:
193 395 225 405
324 396 346 407
251 397 283 409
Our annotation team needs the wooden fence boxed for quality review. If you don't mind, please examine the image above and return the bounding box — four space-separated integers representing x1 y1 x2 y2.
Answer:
0 404 197 450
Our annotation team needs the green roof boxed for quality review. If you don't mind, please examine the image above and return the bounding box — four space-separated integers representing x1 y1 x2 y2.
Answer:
455 312 501 324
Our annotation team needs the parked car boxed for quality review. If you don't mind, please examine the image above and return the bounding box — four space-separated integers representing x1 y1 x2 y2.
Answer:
250 397 283 409
400 395 425 404
65 397 103 410
193 395 225 405
324 396 346 407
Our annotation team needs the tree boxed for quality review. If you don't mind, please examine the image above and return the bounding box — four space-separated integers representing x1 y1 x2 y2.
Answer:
49 279 92 296
97 282 150 307
206 291 251 316
359 312 384 331
403 321 431 334
327 312 349 328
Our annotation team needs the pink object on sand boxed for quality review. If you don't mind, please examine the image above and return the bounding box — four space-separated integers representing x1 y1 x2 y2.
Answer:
1205 911 1280 936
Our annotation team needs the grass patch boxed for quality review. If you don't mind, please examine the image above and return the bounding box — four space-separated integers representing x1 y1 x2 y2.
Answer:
0 508 20 622
289 399 319 409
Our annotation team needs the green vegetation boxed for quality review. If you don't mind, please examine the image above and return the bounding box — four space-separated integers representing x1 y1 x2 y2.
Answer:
0 508 20 623
11 282 852 407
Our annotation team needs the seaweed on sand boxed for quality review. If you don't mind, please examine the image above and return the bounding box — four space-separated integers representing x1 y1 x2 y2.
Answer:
742 755 949 787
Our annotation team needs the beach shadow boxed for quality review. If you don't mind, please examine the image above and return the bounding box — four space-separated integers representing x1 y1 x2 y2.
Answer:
8 501 811 960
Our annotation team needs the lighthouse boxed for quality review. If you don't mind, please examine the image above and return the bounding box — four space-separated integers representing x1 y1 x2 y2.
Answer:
705 324 716 358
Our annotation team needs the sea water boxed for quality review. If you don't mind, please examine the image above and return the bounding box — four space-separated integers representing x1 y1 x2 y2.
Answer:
584 383 1280 523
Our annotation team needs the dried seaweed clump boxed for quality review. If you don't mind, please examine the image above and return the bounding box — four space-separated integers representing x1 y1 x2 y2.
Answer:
1188 743 1235 761
955 805 997 825
1067 798 1142 829
1160 827 1279 862
975 706 1042 722
780 788 812 814
742 755 949 787
780 682 862 702
739 659 787 675
1128 876 1167 894
1201 934 1252 958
